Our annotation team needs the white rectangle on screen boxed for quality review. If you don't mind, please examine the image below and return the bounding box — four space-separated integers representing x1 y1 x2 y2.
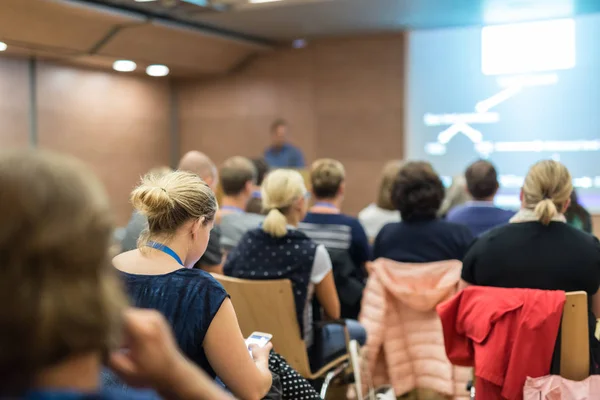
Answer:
481 19 576 76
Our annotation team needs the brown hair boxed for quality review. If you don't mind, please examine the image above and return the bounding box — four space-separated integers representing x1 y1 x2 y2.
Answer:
0 150 126 394
310 158 345 199
465 160 499 200
219 156 257 196
271 119 287 133
376 160 404 210
522 160 572 225
252 158 270 186
391 161 445 222
132 170 217 247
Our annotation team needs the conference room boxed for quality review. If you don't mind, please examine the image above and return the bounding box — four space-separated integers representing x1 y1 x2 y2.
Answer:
1 0 600 399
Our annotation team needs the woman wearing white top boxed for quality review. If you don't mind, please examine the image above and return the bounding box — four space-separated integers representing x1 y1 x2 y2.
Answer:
359 161 403 242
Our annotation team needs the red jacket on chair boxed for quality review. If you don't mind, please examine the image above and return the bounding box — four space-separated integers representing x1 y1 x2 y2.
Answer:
436 286 566 400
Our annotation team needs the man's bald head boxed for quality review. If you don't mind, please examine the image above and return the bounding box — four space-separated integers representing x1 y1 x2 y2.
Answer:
465 159 499 200
178 151 218 189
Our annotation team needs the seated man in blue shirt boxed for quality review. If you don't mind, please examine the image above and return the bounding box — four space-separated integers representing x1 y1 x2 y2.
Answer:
264 119 305 168
446 160 514 236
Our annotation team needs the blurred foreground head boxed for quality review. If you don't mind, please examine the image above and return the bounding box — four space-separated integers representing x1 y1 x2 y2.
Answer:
0 150 126 394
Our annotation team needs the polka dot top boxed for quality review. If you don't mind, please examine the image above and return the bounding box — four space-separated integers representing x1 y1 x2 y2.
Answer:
224 228 318 345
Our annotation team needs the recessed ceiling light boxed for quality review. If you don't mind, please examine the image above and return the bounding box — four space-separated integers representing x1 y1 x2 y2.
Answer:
249 0 282 3
292 39 307 49
146 64 170 77
113 60 137 72
0 42 7 52
134 0 158 2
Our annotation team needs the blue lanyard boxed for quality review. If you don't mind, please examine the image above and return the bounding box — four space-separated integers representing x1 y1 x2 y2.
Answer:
314 202 338 210
147 241 184 266
221 205 244 213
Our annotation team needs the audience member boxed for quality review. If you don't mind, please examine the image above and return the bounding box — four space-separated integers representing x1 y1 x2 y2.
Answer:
446 160 514 236
219 156 265 252
224 169 366 368
301 158 370 318
112 171 273 400
0 150 231 400
246 157 270 215
461 160 600 351
373 162 474 263
565 189 593 234
121 151 224 274
121 166 172 252
438 175 470 218
358 160 403 241
263 119 305 168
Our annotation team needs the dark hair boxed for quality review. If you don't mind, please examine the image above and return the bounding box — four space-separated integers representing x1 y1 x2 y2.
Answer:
220 156 257 196
391 161 445 222
270 119 287 133
464 160 499 200
251 158 270 186
565 189 591 232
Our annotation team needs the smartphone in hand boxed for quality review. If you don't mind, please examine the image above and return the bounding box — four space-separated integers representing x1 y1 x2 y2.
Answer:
245 331 272 357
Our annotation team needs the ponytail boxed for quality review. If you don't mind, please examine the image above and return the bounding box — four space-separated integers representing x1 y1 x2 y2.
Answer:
262 208 288 238
534 198 558 225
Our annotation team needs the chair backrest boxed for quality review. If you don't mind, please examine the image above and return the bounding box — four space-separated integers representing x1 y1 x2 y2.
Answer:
560 291 590 381
213 274 313 376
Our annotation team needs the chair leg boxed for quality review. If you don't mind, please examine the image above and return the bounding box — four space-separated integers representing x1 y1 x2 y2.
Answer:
319 363 348 399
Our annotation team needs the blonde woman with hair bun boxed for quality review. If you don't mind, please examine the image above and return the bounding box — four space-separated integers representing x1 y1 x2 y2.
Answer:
225 169 367 370
461 160 600 354
111 170 274 400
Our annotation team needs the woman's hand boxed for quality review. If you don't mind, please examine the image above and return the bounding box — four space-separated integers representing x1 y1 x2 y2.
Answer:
250 342 273 368
109 308 232 400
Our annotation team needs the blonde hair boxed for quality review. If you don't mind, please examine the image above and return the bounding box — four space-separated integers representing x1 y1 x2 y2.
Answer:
131 170 217 247
0 150 126 394
261 169 307 238
438 175 471 217
310 158 345 199
376 160 403 210
522 160 572 225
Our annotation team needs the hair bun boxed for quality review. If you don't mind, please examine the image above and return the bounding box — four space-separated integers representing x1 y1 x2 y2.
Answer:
130 181 174 219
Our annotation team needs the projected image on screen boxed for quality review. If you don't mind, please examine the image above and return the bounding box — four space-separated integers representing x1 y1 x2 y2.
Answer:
406 16 600 209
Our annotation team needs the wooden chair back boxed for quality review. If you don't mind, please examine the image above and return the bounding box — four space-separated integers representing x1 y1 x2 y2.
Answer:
560 291 590 381
213 274 313 377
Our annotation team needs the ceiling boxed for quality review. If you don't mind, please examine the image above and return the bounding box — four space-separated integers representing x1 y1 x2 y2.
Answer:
86 0 600 41
0 0 272 78
1 0 600 77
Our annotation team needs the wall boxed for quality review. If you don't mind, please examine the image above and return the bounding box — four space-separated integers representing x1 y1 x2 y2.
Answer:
177 33 406 214
37 63 172 225
0 58 30 148
0 57 172 225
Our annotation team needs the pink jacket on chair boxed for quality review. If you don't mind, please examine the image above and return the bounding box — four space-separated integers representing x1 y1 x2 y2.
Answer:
523 375 600 399
359 259 471 399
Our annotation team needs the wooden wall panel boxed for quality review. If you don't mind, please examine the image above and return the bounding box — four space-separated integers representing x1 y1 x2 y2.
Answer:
0 58 30 148
178 47 318 169
177 34 406 215
37 63 171 225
